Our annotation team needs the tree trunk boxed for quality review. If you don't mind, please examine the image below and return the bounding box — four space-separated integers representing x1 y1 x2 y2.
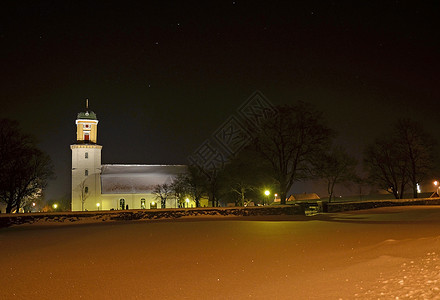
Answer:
279 191 287 205
210 194 217 207
6 203 13 213
399 181 405 199
279 179 288 205
411 160 418 198
328 180 336 203
15 199 22 213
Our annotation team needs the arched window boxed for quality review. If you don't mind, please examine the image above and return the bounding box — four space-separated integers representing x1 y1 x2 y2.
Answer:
140 198 146 209
85 169 88 176
119 199 125 210
85 152 88 159
85 186 88 193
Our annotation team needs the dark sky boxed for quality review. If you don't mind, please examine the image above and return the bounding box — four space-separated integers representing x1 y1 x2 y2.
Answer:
1 1 439 199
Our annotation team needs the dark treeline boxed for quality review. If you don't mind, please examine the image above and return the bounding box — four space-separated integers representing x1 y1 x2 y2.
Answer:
156 103 438 207
1 103 438 212
0 119 54 213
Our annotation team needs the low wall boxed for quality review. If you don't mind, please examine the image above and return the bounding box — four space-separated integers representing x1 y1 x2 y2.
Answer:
0 205 304 228
326 198 440 213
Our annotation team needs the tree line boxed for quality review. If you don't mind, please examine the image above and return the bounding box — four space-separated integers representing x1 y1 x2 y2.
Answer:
0 119 54 213
153 103 438 207
0 103 437 212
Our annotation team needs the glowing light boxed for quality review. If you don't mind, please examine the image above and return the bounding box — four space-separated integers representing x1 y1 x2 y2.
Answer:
32 202 36 207
264 190 270 196
185 198 189 203
152 201 155 205
53 204 58 209
96 203 100 207
434 181 439 194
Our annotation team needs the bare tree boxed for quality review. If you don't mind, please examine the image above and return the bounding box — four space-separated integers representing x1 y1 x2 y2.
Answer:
364 119 436 199
176 166 207 207
79 179 89 211
395 119 436 198
252 103 334 204
204 169 222 207
153 183 172 208
0 119 54 213
21 188 43 213
221 148 272 206
170 173 189 208
312 146 358 202
223 167 254 206
364 137 409 199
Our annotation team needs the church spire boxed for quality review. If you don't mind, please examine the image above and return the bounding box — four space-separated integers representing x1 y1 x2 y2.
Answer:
76 100 98 144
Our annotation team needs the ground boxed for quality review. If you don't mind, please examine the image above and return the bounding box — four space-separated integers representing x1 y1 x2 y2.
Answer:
1 206 440 299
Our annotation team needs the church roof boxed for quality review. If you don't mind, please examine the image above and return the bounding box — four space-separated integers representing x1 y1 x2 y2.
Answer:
287 193 321 201
77 110 97 120
100 164 187 194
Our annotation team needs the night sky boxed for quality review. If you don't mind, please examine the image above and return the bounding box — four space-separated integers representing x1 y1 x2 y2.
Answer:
1 1 439 200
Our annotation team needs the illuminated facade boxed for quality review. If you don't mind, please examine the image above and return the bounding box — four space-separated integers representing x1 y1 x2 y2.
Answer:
71 104 191 211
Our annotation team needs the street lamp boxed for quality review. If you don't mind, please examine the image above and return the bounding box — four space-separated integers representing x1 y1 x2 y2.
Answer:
264 190 270 206
434 181 439 195
185 198 190 208
52 203 58 210
96 203 100 211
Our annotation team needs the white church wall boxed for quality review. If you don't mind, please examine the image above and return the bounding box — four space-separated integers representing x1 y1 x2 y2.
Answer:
100 193 169 210
71 145 102 211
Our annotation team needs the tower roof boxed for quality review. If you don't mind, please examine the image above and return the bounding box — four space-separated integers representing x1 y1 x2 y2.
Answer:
77 110 97 120
77 99 97 120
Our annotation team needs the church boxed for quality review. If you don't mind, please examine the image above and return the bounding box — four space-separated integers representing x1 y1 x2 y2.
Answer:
71 104 188 211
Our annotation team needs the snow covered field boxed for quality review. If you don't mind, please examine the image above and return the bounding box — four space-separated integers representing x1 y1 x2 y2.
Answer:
1 206 440 299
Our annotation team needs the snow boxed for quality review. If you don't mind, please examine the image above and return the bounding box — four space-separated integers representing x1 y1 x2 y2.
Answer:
1 206 440 299
100 164 187 193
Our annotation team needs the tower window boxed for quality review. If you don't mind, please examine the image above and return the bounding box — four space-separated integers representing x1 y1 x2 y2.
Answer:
85 169 88 176
85 186 88 194
85 152 88 159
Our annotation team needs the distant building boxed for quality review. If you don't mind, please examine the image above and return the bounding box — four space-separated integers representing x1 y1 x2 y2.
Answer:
287 193 321 202
272 193 321 203
71 103 190 211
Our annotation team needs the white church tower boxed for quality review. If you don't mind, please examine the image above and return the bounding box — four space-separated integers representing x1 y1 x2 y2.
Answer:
71 100 102 211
